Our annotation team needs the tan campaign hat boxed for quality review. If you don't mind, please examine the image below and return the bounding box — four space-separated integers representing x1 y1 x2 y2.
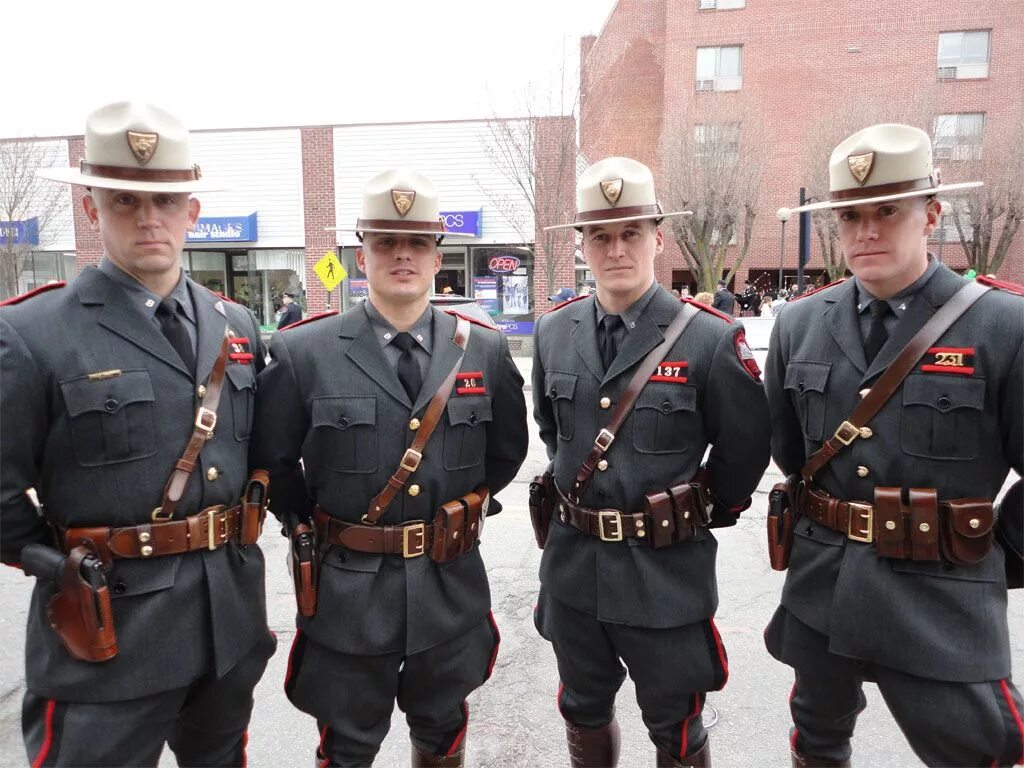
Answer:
779 123 981 216
37 101 223 193
545 156 691 231
328 168 472 237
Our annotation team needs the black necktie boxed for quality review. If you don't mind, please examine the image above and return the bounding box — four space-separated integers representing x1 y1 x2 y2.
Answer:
392 332 422 403
600 314 623 371
156 297 196 375
863 300 893 364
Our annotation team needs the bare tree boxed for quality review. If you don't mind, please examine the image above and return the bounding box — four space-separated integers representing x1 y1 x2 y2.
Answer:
0 139 71 299
947 106 1023 276
660 95 768 294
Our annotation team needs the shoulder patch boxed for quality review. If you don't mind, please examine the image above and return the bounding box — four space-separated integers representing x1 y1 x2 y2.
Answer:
789 278 847 303
280 310 339 331
443 309 497 331
545 294 588 314
682 297 734 323
0 281 66 307
977 275 1024 296
733 330 762 381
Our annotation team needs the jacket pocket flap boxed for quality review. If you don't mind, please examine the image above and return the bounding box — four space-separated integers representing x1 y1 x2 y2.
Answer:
546 371 577 401
224 363 256 391
109 556 180 599
636 384 697 413
447 396 493 426
903 374 984 412
311 396 376 430
783 361 831 394
60 369 156 418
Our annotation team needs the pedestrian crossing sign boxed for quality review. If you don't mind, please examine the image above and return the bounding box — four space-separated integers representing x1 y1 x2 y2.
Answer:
314 251 347 292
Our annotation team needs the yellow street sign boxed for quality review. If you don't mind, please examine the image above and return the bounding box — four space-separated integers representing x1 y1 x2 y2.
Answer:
314 251 347 292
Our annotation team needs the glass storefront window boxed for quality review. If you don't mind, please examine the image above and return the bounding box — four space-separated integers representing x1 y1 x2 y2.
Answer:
470 246 535 334
17 251 75 293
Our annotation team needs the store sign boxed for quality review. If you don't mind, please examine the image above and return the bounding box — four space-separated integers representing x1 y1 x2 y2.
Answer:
440 209 481 237
0 217 39 246
496 320 535 335
488 254 521 273
187 213 258 242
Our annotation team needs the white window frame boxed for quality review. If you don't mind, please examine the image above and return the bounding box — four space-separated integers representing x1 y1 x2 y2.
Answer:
932 113 985 162
695 45 743 91
937 30 990 79
699 0 745 9
694 122 741 164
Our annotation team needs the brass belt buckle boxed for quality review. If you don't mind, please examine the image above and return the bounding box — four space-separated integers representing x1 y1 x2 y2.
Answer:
195 407 218 438
402 522 427 558
833 421 860 446
846 502 874 543
400 448 423 473
598 510 623 542
207 508 228 550
594 429 615 452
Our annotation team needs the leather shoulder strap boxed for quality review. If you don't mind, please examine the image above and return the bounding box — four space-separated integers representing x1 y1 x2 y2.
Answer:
801 280 990 482
364 316 472 525
569 302 700 502
155 334 232 521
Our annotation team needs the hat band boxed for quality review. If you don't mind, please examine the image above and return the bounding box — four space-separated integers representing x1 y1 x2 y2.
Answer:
356 218 446 234
575 204 663 223
830 177 934 202
79 160 202 183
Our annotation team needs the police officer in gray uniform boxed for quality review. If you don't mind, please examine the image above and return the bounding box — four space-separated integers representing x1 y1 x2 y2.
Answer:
1 102 275 767
765 124 1024 767
251 168 528 767
533 157 771 767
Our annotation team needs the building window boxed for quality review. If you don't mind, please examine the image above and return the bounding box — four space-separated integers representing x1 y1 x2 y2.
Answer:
931 197 973 243
937 30 990 79
698 0 745 9
470 246 535 334
696 46 743 91
695 123 741 163
933 113 985 161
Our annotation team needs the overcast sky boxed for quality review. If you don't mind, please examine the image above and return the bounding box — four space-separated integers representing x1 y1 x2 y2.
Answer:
3 0 616 138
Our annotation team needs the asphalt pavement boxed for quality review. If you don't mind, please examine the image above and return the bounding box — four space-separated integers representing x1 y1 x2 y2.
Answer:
0 359 1021 766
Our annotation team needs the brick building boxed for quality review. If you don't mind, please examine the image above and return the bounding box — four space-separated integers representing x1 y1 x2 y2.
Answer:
579 0 1024 294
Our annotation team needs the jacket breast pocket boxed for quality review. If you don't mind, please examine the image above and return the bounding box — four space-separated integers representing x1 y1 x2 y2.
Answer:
225 364 256 442
632 384 697 454
311 396 378 473
900 374 985 460
444 396 493 470
783 361 831 442
546 371 578 441
59 369 158 467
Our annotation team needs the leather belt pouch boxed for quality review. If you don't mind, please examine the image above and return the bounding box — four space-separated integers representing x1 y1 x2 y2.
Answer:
767 481 796 571
241 470 269 545
430 485 487 563
644 482 702 549
529 473 555 549
908 488 940 562
47 545 118 662
645 488 677 549
874 487 909 559
940 498 994 566
289 524 319 617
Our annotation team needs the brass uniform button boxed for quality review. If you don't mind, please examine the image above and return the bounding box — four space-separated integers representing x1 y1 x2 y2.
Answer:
408 484 420 497
661 519 670 528
409 418 421 430
207 467 219 481
859 427 873 438
600 397 611 409
856 466 869 477
197 384 207 399
597 460 609 471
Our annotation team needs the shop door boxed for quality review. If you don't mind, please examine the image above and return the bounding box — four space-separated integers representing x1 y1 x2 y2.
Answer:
434 251 467 296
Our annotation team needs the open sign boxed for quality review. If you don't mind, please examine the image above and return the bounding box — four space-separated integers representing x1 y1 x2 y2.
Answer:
488 255 521 273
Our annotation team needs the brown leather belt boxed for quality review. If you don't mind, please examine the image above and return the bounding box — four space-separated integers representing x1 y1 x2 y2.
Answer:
800 486 878 543
60 504 247 565
555 492 649 542
313 507 483 559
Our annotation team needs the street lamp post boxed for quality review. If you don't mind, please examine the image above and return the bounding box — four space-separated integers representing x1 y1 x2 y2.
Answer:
776 207 791 293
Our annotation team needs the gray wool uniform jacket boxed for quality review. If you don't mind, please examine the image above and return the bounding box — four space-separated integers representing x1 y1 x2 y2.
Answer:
766 262 1023 682
0 266 272 702
533 286 772 628
250 304 528 656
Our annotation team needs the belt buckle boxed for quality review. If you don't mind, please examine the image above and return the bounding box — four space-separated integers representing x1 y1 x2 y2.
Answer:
594 429 615 452
400 448 423 473
833 421 860 446
846 502 873 543
402 522 426 558
598 510 623 542
195 407 217 438
207 508 228 550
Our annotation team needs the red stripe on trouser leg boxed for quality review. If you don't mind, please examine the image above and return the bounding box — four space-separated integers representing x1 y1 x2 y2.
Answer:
678 693 704 759
317 725 331 768
446 702 469 756
999 679 1024 764
557 682 566 718
240 731 248 768
31 699 57 768
791 728 799 751
708 618 729 685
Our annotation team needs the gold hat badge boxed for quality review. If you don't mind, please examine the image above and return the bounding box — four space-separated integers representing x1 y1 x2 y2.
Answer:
847 152 875 185
126 130 159 165
391 189 416 217
600 179 623 206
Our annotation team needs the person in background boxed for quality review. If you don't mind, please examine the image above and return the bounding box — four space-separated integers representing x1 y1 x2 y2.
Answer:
277 291 302 330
